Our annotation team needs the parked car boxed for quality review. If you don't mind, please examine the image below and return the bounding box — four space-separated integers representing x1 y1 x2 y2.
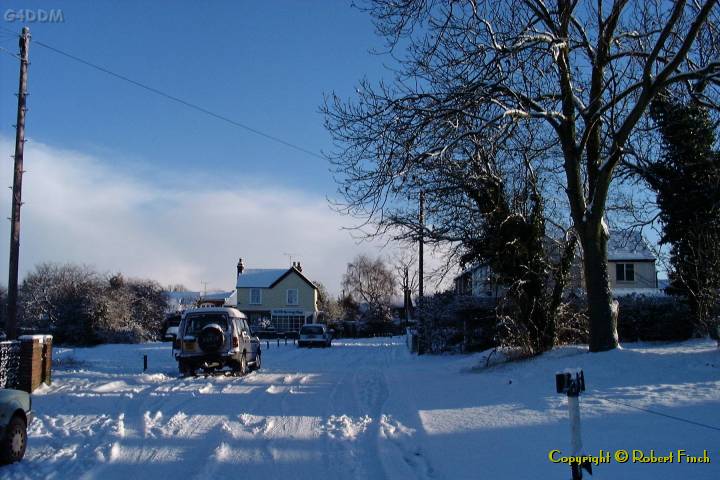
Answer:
298 324 332 348
0 388 32 465
173 307 261 376
162 312 182 341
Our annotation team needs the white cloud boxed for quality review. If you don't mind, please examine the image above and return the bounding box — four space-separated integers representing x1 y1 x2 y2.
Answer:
0 137 407 295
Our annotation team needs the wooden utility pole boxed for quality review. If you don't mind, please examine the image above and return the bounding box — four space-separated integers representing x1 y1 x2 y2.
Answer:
403 266 410 329
418 191 424 304
6 26 30 340
417 191 425 353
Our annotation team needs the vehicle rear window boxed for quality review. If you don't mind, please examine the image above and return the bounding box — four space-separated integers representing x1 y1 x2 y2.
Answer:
300 326 323 335
184 314 228 334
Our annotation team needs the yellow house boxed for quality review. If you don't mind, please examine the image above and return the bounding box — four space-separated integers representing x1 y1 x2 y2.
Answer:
234 259 318 332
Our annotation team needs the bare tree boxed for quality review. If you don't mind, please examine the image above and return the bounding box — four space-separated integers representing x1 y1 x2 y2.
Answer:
313 280 343 321
342 254 396 322
325 0 720 351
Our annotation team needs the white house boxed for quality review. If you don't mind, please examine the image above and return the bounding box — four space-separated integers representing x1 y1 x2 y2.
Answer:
607 231 659 292
454 231 660 297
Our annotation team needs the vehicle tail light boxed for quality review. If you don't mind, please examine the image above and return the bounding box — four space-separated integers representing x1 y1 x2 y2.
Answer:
233 336 239 348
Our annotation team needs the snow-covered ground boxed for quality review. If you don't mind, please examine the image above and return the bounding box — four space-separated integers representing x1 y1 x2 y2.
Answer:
3 338 719 479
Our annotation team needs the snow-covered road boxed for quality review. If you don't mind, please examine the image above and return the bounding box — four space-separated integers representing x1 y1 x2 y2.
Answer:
3 338 720 479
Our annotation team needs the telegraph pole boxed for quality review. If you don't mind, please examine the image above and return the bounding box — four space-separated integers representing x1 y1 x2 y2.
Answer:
417 191 425 353
6 26 30 340
418 191 424 303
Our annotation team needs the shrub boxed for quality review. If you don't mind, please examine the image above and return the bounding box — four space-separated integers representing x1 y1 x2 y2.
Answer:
16 263 167 345
616 294 693 342
420 292 497 353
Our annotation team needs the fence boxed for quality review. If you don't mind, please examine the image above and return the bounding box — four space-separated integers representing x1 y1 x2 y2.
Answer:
0 335 53 392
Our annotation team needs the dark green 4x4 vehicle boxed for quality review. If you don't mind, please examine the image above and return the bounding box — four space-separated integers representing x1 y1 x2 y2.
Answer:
0 388 32 464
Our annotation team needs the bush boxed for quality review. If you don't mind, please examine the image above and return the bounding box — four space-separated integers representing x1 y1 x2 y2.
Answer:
420 292 497 353
16 263 167 345
616 294 693 342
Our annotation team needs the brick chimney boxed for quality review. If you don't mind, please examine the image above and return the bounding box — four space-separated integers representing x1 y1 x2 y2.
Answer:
296 262 302 272
237 258 244 275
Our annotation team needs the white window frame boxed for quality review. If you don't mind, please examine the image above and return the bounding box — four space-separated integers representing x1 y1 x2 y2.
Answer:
250 288 262 305
286 288 299 306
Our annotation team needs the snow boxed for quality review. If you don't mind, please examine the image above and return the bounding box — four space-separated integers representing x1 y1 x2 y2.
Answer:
612 287 668 297
502 109 530 119
236 268 288 288
608 231 656 261
18 335 53 343
4 338 720 479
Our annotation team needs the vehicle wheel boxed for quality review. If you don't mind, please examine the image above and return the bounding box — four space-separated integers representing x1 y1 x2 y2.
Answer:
178 360 194 377
239 352 248 375
253 351 262 371
0 414 27 465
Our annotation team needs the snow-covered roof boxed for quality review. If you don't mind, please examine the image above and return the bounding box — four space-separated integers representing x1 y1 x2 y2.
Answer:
182 306 246 318
165 291 201 300
236 266 318 290
236 268 292 288
199 291 234 301
453 263 489 281
607 232 656 261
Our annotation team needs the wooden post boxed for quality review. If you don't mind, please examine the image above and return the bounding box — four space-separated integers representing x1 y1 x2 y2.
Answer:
6 27 31 340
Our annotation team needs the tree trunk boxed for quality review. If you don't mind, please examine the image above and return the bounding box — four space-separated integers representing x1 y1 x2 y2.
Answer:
580 228 619 352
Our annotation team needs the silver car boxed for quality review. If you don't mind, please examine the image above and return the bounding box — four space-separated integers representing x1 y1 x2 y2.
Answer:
174 307 261 376
298 324 332 348
0 388 32 464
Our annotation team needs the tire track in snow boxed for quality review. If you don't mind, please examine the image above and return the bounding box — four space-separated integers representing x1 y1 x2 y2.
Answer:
376 343 437 479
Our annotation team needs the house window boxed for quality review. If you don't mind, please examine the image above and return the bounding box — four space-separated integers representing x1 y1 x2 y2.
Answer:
286 288 299 305
250 288 262 305
616 263 635 282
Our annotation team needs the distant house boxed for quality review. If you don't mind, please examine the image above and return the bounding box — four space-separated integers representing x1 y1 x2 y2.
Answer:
453 231 659 298
198 291 236 307
607 231 658 292
453 264 501 298
234 258 318 332
164 291 201 313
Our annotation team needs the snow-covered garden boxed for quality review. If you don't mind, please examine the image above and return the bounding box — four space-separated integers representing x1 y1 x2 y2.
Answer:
3 338 719 479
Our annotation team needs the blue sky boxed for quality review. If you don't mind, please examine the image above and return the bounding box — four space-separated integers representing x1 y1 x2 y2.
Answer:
1 1 384 190
0 1 419 294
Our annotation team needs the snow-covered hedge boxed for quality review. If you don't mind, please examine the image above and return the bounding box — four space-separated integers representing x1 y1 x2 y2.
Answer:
6 263 167 345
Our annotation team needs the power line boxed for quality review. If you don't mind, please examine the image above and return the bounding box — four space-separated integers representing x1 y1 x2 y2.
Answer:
0 46 19 59
599 396 720 433
0 26 325 160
